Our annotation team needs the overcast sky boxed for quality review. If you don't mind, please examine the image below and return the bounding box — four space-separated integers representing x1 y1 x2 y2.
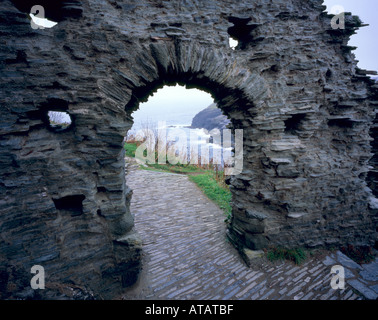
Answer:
323 0 378 72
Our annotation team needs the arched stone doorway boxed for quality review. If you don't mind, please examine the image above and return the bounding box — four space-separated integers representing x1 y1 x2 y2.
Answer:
0 0 376 299
117 44 271 249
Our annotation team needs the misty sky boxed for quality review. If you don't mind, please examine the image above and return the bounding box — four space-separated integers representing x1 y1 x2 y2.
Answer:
323 0 378 72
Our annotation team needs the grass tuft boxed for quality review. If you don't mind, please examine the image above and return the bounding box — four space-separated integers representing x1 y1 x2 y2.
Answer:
340 244 376 264
188 173 232 221
265 247 307 265
124 142 138 158
124 141 232 220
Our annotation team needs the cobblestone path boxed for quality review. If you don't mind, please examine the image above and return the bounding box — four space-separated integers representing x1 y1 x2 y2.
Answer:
122 162 377 300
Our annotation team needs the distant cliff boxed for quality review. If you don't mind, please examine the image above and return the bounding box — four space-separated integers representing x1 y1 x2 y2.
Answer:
191 103 230 131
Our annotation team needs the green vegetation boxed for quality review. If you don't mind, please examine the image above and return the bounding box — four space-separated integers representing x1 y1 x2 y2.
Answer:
124 141 232 220
124 142 138 158
340 244 376 264
265 247 307 265
189 172 232 221
142 162 207 175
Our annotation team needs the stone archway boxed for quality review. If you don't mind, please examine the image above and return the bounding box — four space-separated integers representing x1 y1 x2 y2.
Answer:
0 0 376 299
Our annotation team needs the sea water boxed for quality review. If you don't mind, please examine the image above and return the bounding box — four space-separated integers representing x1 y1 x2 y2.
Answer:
129 122 233 167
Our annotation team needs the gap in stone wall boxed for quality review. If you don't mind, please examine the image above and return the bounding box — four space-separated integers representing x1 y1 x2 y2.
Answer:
52 195 86 217
47 111 72 132
126 84 227 167
227 16 260 50
284 113 307 134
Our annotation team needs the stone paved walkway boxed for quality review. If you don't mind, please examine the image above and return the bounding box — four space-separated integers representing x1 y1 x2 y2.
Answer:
122 161 377 300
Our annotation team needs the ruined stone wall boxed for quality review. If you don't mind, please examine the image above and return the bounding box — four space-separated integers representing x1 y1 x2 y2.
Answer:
0 0 377 299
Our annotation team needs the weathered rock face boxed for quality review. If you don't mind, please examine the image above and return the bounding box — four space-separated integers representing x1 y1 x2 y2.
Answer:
0 0 377 299
367 77 378 198
191 103 231 131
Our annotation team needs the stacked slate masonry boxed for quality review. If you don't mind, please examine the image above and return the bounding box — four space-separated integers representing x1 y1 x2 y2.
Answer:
0 0 377 299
